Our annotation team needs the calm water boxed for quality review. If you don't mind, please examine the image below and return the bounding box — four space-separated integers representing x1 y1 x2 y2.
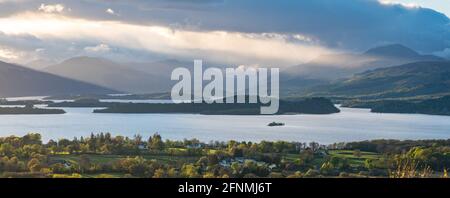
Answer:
0 100 450 144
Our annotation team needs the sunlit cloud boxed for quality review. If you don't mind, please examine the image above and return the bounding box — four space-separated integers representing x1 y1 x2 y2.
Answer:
38 4 66 14
378 0 420 9
84 43 111 53
35 48 45 52
0 12 334 65
0 47 19 60
0 45 35 63
106 8 118 16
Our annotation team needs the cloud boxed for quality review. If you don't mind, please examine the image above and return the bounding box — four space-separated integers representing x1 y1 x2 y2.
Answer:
378 0 420 9
0 43 41 64
106 8 117 15
0 46 19 60
0 0 448 65
0 0 25 3
38 4 65 14
0 12 333 66
103 0 450 53
84 43 111 53
434 48 450 59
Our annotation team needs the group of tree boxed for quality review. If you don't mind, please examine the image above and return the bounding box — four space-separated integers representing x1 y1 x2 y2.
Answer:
0 133 449 178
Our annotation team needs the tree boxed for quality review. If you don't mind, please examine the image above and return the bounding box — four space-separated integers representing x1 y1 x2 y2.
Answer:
100 144 112 154
51 163 67 174
167 167 178 178
47 140 58 153
196 156 208 167
299 149 314 163
286 171 303 178
207 154 219 166
27 158 41 172
23 133 42 145
134 134 143 147
148 133 164 151
230 147 243 157
58 139 71 152
88 133 97 152
320 161 334 175
181 164 200 178
304 169 320 177
0 143 13 156
309 142 319 152
119 157 149 177
203 172 216 178
153 168 167 178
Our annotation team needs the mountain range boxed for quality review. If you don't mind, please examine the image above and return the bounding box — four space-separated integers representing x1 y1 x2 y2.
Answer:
309 61 450 99
0 44 448 98
283 44 443 80
43 57 229 94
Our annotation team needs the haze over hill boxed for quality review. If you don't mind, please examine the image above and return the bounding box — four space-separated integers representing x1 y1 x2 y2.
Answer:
25 59 58 70
0 61 116 97
44 57 251 94
26 44 445 98
44 57 172 93
124 59 192 77
1 43 445 98
284 44 444 80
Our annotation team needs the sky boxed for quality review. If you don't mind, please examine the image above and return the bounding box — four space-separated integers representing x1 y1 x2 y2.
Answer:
0 0 449 66
381 0 450 17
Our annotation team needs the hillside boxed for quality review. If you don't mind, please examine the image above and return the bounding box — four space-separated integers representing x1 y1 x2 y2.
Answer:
311 61 450 99
0 61 116 97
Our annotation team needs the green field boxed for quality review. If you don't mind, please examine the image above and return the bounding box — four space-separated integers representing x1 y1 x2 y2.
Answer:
328 150 381 165
283 150 381 167
50 154 200 165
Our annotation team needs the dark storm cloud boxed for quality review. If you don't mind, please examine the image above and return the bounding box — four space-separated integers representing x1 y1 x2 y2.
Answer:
109 0 449 53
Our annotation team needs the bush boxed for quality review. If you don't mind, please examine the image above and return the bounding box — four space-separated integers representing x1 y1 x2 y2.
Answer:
304 169 320 177
52 173 82 178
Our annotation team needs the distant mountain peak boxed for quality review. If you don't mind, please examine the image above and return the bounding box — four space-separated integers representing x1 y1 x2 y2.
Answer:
61 56 113 65
364 44 419 58
25 59 57 70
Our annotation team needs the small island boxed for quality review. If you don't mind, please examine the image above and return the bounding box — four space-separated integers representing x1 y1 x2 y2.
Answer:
44 92 171 101
92 97 340 115
268 122 285 127
0 99 52 106
0 104 65 115
48 98 114 108
341 96 450 116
